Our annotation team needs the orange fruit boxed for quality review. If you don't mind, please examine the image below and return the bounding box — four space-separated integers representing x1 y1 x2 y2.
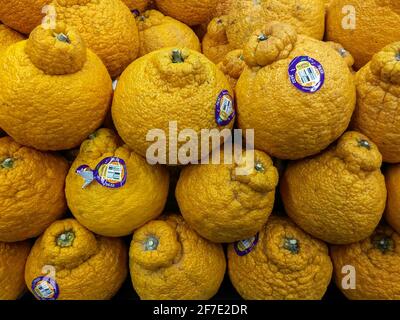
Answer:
331 224 400 300
0 240 31 300
112 47 234 164
0 24 112 151
217 49 246 91
0 23 25 52
326 0 400 69
215 0 234 17
228 0 325 46
129 214 226 300
385 164 400 234
136 10 201 57
202 16 231 64
54 0 140 78
25 219 127 300
122 0 151 12
281 131 387 244
352 42 400 163
0 24 25 137
176 150 278 243
228 216 333 300
66 128 169 237
326 41 355 72
236 22 355 160
0 136 68 242
195 0 234 42
0 0 50 34
202 0 325 63
155 0 218 26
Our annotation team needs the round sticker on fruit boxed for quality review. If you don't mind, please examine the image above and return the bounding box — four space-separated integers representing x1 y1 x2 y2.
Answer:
94 157 127 188
288 56 325 93
215 90 235 126
76 157 127 189
31 276 59 300
234 233 259 256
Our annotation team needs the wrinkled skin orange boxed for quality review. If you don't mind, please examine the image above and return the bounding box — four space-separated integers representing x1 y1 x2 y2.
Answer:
331 224 400 300
0 241 31 299
236 23 355 160
25 219 127 300
129 214 226 300
326 0 400 69
281 131 387 244
325 41 355 72
136 10 201 57
0 24 25 137
0 0 50 34
112 47 234 164
202 0 325 63
176 150 278 243
122 0 151 12
155 0 218 26
66 128 169 237
227 0 325 48
217 49 246 91
0 136 69 242
352 42 400 163
54 0 140 78
0 24 112 151
202 16 231 64
385 164 400 234
0 24 25 52
228 216 333 300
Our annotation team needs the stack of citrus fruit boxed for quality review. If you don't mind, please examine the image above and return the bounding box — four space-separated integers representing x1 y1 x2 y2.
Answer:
1 0 400 301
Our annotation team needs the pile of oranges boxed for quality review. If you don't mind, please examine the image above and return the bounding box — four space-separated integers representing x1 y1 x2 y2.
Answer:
1 0 400 301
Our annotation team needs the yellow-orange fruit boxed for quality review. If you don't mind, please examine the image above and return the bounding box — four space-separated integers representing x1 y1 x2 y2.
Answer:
0 0 50 34
331 224 400 300
0 241 31 300
25 219 127 300
325 41 355 72
217 49 246 90
176 150 278 243
0 136 68 242
228 216 333 300
0 24 112 151
326 0 400 69
155 0 218 26
352 42 400 163
129 214 226 300
385 164 400 234
202 16 231 64
202 0 325 63
112 47 234 164
281 131 387 244
0 23 25 52
66 128 169 237
122 0 150 12
236 22 355 160
54 0 140 78
136 10 201 57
